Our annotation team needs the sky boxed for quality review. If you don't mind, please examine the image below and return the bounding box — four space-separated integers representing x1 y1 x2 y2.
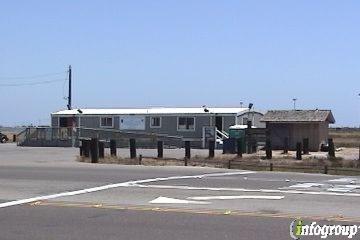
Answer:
0 0 359 127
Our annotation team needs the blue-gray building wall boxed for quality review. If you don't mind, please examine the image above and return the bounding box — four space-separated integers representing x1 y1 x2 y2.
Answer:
51 114 236 141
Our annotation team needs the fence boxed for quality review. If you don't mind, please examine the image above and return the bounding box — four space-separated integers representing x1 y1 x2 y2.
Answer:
17 127 183 148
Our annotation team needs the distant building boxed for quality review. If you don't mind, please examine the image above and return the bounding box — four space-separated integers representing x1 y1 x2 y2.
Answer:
237 111 265 128
260 110 335 151
51 107 263 148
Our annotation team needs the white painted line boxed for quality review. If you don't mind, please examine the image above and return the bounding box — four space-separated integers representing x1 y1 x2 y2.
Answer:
0 171 253 208
188 195 284 200
327 188 354 193
328 178 358 183
135 184 360 197
343 185 360 189
150 196 209 204
326 185 359 192
0 182 130 208
286 183 325 188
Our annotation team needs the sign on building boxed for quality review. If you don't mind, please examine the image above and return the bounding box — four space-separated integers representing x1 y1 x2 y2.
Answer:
120 116 145 130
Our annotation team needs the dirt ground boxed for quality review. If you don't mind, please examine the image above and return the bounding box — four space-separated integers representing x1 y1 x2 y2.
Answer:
258 148 360 161
78 147 360 171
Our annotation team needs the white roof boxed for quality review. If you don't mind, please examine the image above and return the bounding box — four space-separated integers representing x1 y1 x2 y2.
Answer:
52 107 249 115
229 124 257 129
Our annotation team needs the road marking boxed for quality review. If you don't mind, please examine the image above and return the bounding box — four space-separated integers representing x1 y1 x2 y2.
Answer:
0 171 253 208
327 187 355 193
329 178 358 183
187 195 284 200
286 183 325 188
135 184 360 197
149 196 210 204
283 182 360 193
29 200 360 223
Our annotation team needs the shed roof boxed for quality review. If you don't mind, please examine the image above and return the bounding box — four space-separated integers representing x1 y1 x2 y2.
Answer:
260 110 335 123
52 107 249 116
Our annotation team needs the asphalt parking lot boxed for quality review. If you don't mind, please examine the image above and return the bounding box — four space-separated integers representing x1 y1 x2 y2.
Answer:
1 143 360 240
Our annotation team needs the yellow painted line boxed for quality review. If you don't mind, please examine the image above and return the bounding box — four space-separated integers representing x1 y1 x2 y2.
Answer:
27 200 360 223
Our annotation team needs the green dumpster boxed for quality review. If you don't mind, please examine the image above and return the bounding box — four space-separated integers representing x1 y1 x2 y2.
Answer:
228 126 246 152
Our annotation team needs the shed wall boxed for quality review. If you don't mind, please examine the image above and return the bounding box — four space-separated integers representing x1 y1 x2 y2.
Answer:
268 122 324 151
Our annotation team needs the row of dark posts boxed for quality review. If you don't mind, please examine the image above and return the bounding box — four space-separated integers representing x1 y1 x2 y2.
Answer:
265 137 336 160
80 138 240 165
80 138 137 163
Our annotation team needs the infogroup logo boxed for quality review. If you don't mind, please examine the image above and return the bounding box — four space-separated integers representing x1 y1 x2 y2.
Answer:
290 219 360 239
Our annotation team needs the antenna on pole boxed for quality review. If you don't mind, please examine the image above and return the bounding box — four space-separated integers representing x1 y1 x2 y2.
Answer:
292 98 297 110
67 65 72 110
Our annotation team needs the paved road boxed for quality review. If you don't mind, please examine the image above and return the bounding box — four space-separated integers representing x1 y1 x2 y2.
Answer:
1 143 360 239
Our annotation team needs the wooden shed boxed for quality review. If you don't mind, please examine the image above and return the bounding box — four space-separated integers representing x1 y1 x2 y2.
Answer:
260 110 335 151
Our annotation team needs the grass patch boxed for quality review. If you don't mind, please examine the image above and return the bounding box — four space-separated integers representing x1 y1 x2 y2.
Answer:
329 128 360 148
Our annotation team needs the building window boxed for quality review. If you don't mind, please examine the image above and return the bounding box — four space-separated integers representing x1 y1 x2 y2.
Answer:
100 117 113 128
242 117 249 125
178 117 195 131
150 117 161 128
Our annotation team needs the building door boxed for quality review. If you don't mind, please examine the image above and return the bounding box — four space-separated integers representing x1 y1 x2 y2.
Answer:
58 117 75 139
215 116 223 132
59 117 74 127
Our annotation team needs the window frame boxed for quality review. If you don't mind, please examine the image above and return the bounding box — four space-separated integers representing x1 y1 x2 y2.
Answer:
177 116 196 132
150 116 162 128
100 116 114 128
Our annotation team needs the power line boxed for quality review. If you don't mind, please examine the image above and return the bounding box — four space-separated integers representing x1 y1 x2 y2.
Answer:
0 78 67 87
0 71 66 80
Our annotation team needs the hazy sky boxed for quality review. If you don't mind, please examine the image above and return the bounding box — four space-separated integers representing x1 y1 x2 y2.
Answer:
0 1 359 127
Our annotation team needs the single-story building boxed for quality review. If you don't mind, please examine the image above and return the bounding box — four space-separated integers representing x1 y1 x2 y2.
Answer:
237 111 265 128
260 110 335 151
51 107 264 148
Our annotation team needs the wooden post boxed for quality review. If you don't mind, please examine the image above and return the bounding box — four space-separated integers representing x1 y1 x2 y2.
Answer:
266 139 272 159
247 140 252 154
237 138 243 158
296 142 302 160
185 141 191 160
157 141 163 158
79 139 83 156
110 139 116 157
90 138 99 163
324 165 328 174
247 120 252 129
98 141 105 159
130 138 136 159
303 138 309 154
228 160 231 169
283 137 289 154
246 122 252 154
270 163 273 171
13 134 16 142
83 139 90 158
139 154 142 165
208 139 215 158
79 146 83 156
328 138 335 158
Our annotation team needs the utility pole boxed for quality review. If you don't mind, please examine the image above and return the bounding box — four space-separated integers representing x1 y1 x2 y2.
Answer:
67 65 72 110
358 93 360 128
